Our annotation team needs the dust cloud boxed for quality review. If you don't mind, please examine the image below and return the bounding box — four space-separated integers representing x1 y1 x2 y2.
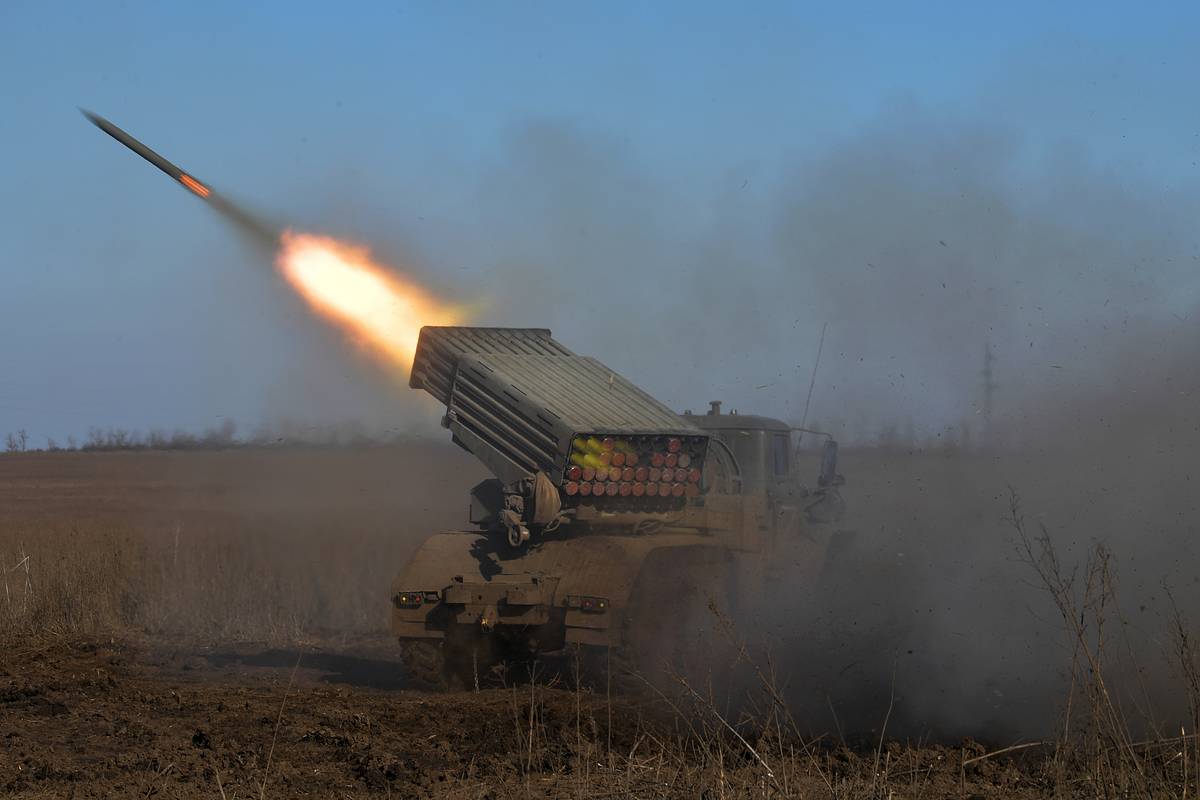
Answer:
452 103 1198 444
410 103 1198 740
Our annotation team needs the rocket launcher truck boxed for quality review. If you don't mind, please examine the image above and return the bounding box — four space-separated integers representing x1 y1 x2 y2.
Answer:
392 326 849 687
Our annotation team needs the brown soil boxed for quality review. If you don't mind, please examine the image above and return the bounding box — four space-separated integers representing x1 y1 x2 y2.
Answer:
1 636 1049 799
1 634 658 798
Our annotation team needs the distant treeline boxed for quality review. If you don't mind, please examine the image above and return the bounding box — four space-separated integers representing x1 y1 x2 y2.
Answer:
4 420 425 453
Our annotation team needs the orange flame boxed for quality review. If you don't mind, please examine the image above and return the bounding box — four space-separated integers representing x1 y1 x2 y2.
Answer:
179 174 211 198
276 231 460 369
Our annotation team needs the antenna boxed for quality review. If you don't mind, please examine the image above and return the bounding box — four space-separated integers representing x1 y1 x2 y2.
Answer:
798 322 828 447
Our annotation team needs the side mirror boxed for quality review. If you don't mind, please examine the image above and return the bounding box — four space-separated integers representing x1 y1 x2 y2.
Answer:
818 439 844 487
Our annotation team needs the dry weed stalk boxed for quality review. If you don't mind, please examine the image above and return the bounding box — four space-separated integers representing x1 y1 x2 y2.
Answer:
1166 584 1200 799
259 652 301 800
1007 486 1198 799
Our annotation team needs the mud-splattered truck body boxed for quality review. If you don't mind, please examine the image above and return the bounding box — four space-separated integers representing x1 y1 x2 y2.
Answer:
392 326 846 685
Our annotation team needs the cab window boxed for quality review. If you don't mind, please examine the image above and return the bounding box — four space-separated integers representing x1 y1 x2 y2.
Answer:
771 433 789 477
727 431 763 489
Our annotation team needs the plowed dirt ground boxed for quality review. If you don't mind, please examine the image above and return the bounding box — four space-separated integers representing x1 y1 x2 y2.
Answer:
3 635 1048 799
3 635 661 798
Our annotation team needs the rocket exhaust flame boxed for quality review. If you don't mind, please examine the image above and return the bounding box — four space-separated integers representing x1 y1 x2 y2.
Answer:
179 174 210 198
276 231 460 369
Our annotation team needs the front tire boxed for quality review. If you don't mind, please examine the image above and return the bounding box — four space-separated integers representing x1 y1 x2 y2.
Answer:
398 639 446 690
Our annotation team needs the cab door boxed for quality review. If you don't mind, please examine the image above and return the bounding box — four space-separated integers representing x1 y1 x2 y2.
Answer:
766 430 805 537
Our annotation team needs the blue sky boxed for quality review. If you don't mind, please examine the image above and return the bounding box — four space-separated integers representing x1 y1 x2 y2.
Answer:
1 2 1198 444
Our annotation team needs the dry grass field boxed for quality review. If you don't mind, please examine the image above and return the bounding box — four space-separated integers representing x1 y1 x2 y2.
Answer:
0 445 483 643
0 444 1196 798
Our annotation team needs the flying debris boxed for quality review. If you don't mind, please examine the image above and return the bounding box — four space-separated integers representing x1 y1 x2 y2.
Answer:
81 108 277 245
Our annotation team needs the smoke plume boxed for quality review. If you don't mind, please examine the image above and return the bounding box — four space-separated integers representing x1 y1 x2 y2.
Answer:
411 103 1200 740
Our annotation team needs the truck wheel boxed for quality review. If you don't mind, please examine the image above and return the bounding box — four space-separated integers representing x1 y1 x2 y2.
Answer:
623 548 736 691
398 639 446 690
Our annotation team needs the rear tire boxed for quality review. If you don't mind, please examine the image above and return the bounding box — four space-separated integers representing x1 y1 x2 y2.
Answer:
622 547 737 693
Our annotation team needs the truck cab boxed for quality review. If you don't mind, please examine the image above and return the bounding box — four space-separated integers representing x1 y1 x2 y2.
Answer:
683 400 844 524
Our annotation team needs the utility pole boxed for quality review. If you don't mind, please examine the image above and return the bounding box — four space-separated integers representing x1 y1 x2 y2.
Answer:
981 341 997 446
